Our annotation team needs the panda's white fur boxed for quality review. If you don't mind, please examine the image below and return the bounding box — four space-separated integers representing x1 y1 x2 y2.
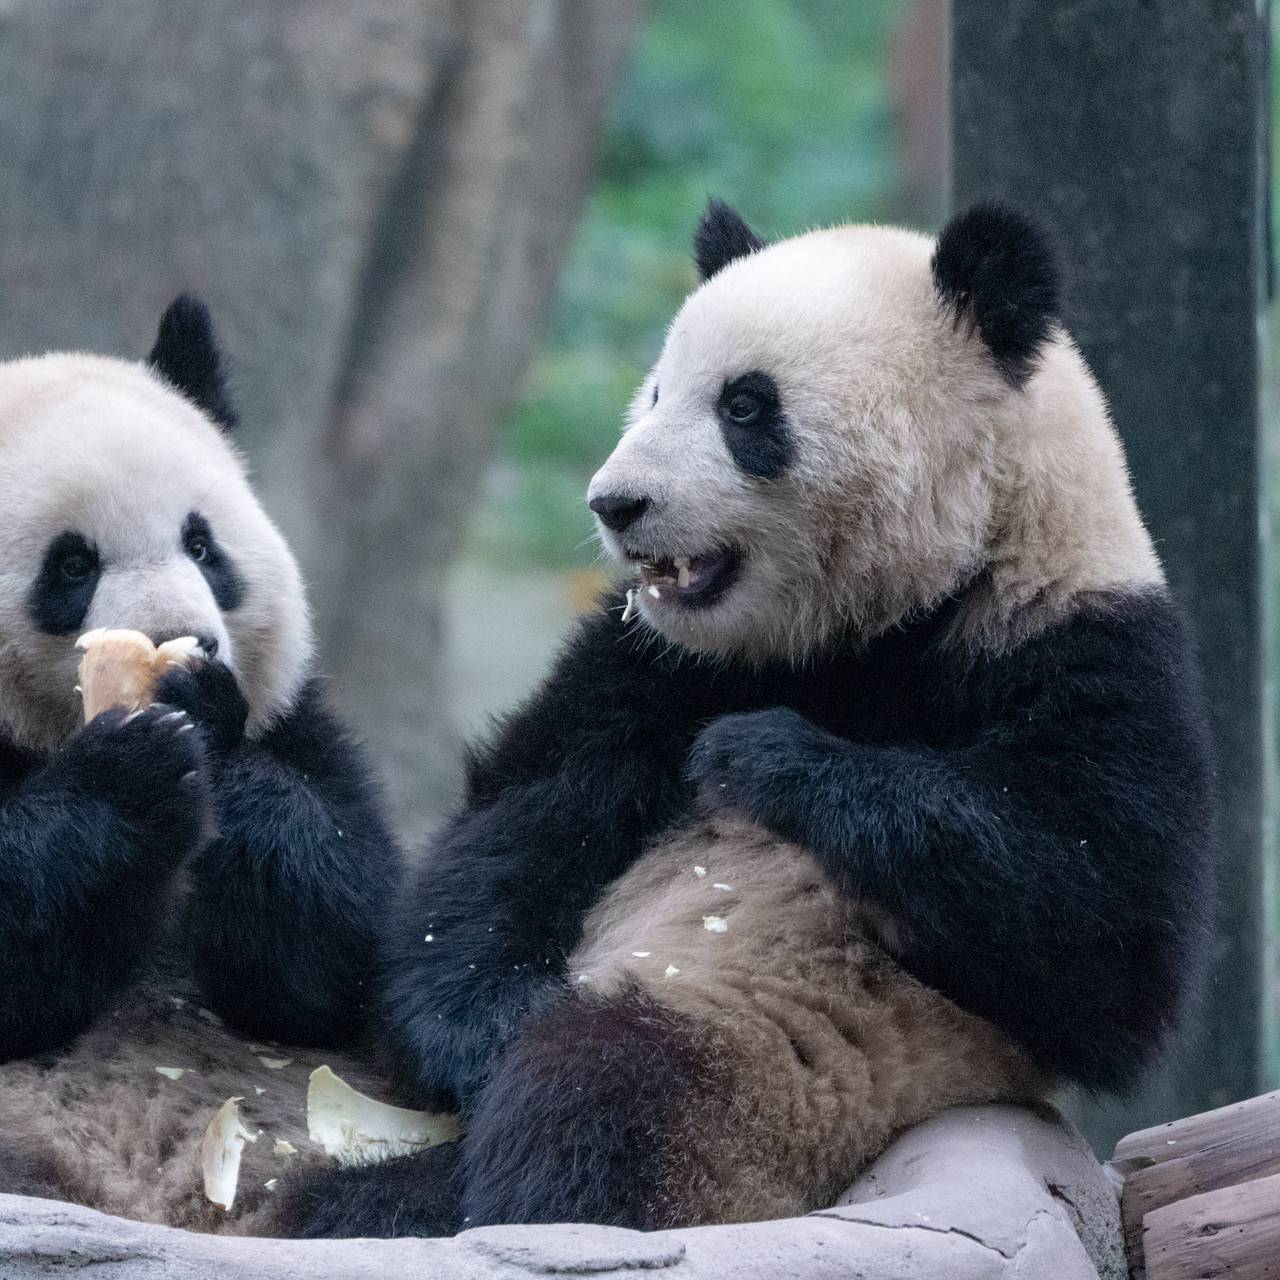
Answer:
0 353 311 751
591 224 1161 660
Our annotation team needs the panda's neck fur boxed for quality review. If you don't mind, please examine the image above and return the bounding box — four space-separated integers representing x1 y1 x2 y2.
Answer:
952 337 1164 652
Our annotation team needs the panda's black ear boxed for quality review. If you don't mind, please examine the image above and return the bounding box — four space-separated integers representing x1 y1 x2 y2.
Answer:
694 198 766 281
146 294 238 432
931 202 1061 389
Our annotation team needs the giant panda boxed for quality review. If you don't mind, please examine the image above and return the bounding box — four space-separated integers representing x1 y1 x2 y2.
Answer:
0 298 400 1232
276 202 1214 1238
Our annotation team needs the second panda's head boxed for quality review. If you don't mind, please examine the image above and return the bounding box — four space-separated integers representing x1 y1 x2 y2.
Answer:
589 201 1161 661
0 298 312 750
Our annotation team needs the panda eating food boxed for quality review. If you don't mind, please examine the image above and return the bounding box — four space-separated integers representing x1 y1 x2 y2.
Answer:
0 298 400 1231
278 202 1214 1238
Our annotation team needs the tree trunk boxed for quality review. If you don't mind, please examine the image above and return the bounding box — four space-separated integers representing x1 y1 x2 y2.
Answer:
0 0 640 837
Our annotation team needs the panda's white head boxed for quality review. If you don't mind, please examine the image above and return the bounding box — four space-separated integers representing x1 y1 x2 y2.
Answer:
0 298 312 751
589 201 1161 661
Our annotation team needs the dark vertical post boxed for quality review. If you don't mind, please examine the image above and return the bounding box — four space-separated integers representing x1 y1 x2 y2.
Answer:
950 0 1273 1149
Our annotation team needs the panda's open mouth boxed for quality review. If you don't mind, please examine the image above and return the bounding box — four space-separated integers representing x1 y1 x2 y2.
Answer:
627 545 741 609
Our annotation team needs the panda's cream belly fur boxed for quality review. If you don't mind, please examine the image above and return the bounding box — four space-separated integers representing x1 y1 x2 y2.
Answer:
568 815 1047 1223
0 976 383 1233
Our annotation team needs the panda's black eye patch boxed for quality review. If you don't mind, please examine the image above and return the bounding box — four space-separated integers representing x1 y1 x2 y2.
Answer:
717 371 791 480
182 512 245 612
28 532 101 635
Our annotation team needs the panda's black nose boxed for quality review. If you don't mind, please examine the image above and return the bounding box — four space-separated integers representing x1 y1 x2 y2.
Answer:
589 493 650 533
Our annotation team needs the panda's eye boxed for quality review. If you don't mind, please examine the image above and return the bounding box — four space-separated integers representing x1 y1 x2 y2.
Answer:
186 534 210 563
726 392 761 424
59 553 93 583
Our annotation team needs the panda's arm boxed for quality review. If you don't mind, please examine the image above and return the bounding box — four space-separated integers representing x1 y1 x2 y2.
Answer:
380 602 722 1110
180 679 402 1047
689 595 1214 1092
0 709 207 1060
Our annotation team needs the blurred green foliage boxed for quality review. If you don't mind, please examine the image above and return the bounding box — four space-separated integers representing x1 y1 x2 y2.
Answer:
471 0 907 569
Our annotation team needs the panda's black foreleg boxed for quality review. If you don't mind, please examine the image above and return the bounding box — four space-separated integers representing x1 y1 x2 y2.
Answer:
170 677 401 1048
0 707 208 1061
378 602 723 1111
686 684 1210 1092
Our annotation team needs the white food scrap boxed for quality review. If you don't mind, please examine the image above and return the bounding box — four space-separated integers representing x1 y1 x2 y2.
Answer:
693 866 707 878
273 1138 299 1156
257 1056 293 1070
307 1065 461 1166
202 1097 258 1211
663 964 680 978
631 951 651 958
154 1066 191 1081
702 915 729 933
621 588 639 624
712 883 733 891
263 1178 279 1191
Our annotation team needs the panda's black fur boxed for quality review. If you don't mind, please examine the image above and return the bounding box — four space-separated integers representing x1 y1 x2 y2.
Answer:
0 300 400 1229
931 202 1063 388
278 204 1215 1239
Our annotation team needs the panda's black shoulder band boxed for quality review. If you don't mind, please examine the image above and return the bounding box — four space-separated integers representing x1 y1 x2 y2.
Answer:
931 202 1061 389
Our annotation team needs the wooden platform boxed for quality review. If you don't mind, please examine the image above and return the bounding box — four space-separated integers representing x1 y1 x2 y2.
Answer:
1110 1089 1280 1279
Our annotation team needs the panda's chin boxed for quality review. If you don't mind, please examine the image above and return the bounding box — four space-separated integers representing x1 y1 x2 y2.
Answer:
628 545 741 611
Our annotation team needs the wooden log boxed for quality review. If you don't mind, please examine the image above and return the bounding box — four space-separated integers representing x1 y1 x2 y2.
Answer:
1110 1090 1280 1276
1142 1170 1280 1280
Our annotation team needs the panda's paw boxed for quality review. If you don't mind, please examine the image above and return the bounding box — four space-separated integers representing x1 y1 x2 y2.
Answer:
154 657 248 754
687 707 824 823
64 705 211 854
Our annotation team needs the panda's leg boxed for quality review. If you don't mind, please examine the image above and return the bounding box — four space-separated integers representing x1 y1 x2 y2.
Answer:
268 1141 465 1239
463 973 1044 1231
461 984 732 1231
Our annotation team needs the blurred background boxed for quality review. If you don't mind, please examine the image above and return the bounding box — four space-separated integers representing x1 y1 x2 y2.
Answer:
0 0 1275 1141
